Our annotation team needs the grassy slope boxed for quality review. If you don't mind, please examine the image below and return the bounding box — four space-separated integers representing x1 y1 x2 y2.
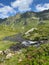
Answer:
0 20 38 50
0 43 49 65
0 11 49 65
23 20 49 41
0 14 38 50
0 20 49 65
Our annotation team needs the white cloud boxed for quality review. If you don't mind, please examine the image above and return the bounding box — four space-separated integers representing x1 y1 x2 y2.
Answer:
36 3 49 11
0 0 33 18
0 6 16 14
11 0 33 12
0 3 4 6
0 14 9 19
0 5 16 18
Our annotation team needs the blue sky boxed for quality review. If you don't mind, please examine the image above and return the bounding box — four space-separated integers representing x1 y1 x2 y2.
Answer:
0 0 49 18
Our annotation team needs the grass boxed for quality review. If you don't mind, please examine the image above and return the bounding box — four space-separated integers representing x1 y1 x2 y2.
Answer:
0 41 17 50
0 43 49 65
0 19 49 65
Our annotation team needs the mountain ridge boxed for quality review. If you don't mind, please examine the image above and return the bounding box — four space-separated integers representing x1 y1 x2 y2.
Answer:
0 9 49 25
0 9 49 20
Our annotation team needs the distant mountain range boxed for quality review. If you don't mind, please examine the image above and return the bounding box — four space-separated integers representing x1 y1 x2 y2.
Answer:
0 9 49 25
36 9 49 20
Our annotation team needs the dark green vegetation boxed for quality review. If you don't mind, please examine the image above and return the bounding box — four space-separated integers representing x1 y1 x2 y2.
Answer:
0 10 49 65
0 43 49 65
23 20 49 41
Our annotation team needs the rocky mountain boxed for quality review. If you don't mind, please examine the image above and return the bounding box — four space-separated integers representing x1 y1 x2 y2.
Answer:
36 9 49 20
0 9 49 25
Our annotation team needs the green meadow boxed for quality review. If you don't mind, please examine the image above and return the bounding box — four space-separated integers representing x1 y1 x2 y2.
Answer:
0 11 49 65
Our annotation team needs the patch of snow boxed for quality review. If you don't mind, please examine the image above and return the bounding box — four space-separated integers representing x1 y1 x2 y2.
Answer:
25 28 37 35
22 41 37 46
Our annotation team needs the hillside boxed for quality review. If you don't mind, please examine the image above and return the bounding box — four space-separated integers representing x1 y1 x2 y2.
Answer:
0 11 38 39
0 9 49 25
0 10 49 65
36 9 49 20
0 9 49 48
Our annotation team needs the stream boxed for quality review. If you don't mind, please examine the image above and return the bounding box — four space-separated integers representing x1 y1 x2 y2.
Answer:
3 33 48 51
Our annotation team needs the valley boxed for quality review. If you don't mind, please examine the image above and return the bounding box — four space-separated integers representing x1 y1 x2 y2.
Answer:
0 10 49 65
